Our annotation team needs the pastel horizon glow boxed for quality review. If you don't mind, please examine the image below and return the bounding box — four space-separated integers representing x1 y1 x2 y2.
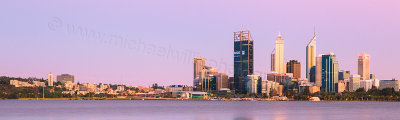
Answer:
1 0 399 86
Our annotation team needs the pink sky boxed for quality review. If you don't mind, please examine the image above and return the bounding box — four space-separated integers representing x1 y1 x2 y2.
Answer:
0 0 399 86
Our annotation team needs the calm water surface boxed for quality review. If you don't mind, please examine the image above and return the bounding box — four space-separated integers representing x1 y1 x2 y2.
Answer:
0 100 399 120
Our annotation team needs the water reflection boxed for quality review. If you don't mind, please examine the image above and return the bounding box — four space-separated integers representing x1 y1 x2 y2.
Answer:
0 100 399 120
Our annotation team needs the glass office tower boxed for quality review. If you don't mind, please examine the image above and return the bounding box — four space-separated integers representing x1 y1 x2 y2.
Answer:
234 29 254 94
321 53 339 93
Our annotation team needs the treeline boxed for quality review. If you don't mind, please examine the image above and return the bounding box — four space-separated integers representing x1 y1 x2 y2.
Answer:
0 76 119 99
290 87 400 101
214 87 400 101
0 84 118 99
0 84 70 99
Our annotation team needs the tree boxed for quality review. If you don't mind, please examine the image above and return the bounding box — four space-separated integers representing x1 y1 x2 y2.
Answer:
382 88 395 96
356 88 365 92
151 83 165 89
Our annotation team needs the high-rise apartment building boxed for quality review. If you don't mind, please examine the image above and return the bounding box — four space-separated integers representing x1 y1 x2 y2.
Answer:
358 53 370 80
321 53 339 93
306 30 317 81
193 57 207 91
57 74 74 84
286 60 301 79
234 28 254 94
194 57 206 79
48 73 53 86
272 32 285 73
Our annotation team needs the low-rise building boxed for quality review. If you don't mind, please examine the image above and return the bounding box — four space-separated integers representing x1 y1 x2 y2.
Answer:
379 79 399 91
360 80 373 91
309 86 320 93
117 85 125 92
262 80 281 96
267 73 293 83
372 79 380 88
245 75 262 94
99 83 110 91
33 81 46 87
10 80 33 87
65 81 78 90
336 80 346 93
350 74 360 92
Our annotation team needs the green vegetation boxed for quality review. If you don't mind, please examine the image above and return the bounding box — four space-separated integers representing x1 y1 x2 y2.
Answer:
0 76 117 99
2 76 400 101
290 87 400 101
151 83 165 90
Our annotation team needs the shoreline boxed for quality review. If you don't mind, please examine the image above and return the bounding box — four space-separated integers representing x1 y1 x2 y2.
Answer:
2 98 399 102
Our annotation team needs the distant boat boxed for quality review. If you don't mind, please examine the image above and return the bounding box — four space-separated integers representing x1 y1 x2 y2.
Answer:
309 97 320 101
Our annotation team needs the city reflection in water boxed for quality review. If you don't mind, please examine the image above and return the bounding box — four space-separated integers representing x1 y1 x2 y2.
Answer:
0 100 397 120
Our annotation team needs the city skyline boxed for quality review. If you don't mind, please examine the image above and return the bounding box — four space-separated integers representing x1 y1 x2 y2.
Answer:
1 0 400 86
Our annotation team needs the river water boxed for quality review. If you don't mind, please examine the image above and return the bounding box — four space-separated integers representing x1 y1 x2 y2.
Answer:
0 100 398 120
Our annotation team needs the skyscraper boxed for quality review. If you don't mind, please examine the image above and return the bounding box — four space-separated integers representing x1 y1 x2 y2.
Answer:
321 53 339 93
315 55 322 87
286 60 301 79
48 73 53 86
358 53 370 80
271 49 275 72
272 32 285 73
193 57 207 91
234 28 254 94
194 57 206 79
306 30 317 81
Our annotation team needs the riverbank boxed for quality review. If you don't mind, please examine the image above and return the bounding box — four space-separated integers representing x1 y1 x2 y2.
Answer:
3 97 400 102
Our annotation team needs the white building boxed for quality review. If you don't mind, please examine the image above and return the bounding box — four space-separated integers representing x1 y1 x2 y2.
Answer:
372 79 380 88
117 85 125 92
272 32 286 74
48 73 54 86
99 83 110 91
33 81 46 87
10 80 33 87
360 79 373 91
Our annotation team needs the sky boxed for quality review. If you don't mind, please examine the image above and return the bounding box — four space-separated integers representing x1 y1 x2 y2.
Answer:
0 0 399 86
